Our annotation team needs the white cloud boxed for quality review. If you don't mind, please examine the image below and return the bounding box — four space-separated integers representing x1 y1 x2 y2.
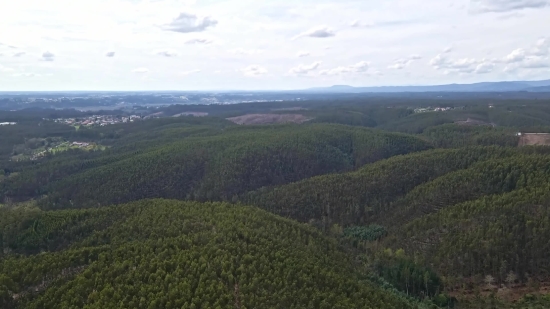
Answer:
388 55 423 69
320 61 371 75
388 63 406 70
505 56 550 71
162 12 218 33
289 61 321 75
500 39 550 70
41 51 55 61
430 54 481 73
504 48 527 63
185 38 212 45
293 26 336 40
240 65 268 77
132 68 149 74
429 38 550 75
503 65 517 73
180 69 201 76
429 54 447 67
522 57 550 68
474 61 495 73
533 38 550 56
13 51 26 57
105 51 115 57
443 47 453 53
155 49 178 57
297 51 310 58
470 0 549 13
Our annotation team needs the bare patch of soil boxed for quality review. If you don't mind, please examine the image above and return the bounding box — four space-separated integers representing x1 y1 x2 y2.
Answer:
455 118 495 127
227 114 312 125
519 133 550 146
271 107 308 111
449 281 550 303
173 112 209 117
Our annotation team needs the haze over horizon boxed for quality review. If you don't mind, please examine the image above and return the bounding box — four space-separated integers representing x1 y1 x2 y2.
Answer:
1 0 550 91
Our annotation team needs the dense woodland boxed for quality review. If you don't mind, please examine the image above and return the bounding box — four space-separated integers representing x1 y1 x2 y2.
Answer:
0 200 426 309
2 97 550 308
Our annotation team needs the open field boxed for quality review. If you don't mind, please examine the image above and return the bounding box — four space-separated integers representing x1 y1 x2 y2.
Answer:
227 113 311 125
519 133 550 146
11 141 106 162
455 118 495 127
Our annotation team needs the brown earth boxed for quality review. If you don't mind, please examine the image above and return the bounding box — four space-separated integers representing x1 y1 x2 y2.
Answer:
455 118 495 127
227 114 312 125
172 112 209 117
271 107 308 111
518 133 550 146
449 281 550 303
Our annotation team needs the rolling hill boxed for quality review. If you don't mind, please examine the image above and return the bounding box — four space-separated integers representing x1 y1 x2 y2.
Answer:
303 79 550 93
242 146 550 294
4 99 550 308
0 199 419 309
1 124 431 209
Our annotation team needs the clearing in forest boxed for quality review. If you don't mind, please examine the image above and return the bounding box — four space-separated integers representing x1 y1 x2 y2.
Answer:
455 118 495 127
227 113 311 125
518 133 550 146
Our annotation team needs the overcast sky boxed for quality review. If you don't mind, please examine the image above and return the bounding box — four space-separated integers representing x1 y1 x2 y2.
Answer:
0 0 549 91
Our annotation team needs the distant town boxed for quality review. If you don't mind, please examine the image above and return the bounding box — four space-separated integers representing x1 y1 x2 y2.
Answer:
53 115 142 127
0 92 306 111
413 107 454 113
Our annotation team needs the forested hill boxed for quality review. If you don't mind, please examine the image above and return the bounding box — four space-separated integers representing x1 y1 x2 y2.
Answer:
4 99 550 308
243 145 550 298
243 146 526 225
0 199 418 309
2 124 431 209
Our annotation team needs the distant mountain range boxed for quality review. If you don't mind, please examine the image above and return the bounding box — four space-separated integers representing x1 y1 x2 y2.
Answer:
302 79 550 93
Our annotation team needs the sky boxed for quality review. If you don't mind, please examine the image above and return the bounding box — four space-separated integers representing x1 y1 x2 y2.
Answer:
0 0 549 91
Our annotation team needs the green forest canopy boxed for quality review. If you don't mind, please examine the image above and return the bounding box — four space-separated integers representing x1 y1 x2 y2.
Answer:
3 99 550 308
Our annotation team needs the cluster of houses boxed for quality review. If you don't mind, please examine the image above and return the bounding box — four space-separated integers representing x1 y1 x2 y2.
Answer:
0 122 16 126
414 107 453 113
72 142 90 147
54 115 141 127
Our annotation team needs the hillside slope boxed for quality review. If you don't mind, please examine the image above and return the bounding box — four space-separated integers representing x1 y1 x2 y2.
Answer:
0 199 418 309
242 145 550 296
2 124 430 209
394 184 550 284
243 147 532 226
